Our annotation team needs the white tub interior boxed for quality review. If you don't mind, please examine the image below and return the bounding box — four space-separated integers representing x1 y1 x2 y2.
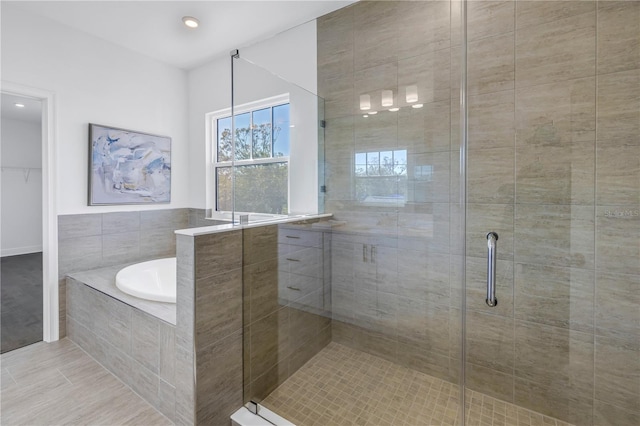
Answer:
115 257 176 303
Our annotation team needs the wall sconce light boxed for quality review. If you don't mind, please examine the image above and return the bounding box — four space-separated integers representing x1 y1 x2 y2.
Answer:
359 94 371 111
406 85 418 103
381 90 393 107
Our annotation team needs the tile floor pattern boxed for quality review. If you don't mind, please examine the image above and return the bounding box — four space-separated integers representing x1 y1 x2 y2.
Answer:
0 339 171 425
262 343 574 426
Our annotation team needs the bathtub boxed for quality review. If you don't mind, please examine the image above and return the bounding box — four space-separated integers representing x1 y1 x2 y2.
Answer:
115 257 176 303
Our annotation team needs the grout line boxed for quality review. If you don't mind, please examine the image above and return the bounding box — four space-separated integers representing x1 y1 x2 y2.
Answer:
57 367 74 385
593 2 600 424
4 367 18 386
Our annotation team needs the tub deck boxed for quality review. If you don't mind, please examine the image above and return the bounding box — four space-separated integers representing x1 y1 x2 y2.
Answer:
67 263 176 325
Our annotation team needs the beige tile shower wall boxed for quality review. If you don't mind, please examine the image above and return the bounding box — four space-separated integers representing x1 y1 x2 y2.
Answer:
318 0 463 386
319 1 639 425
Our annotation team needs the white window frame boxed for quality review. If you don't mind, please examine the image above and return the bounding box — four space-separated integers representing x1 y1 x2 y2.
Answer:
206 93 291 214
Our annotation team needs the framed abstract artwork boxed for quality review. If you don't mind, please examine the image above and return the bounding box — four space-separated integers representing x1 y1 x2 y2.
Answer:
88 123 171 205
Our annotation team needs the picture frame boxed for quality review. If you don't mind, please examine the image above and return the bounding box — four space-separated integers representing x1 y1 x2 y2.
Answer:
88 123 171 205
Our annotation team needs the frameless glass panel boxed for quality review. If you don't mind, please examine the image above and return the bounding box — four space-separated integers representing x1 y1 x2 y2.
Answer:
217 116 232 162
233 163 288 215
273 104 290 157
233 112 251 161
232 54 327 412
464 1 639 425
215 166 232 212
251 107 272 159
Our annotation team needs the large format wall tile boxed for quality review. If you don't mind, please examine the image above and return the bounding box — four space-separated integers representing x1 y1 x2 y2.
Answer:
595 335 640 414
396 0 450 59
594 399 640 426
353 0 397 72
516 11 595 88
515 77 595 205
467 147 514 204
514 376 594 426
596 69 640 148
595 271 640 340
514 204 594 269
468 32 514 95
514 321 594 392
195 268 242 350
466 310 514 374
515 263 594 333
196 331 243 426
597 1 640 75
516 1 595 30
596 206 640 276
317 7 353 81
465 362 514 403
596 69 640 205
195 230 242 279
467 1 514 41
468 90 515 150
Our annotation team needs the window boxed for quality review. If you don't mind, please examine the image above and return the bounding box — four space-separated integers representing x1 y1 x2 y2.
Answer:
354 149 407 204
213 100 290 215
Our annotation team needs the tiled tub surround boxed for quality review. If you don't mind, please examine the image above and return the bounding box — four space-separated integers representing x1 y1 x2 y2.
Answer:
66 273 176 421
174 217 332 426
58 208 223 337
318 1 639 425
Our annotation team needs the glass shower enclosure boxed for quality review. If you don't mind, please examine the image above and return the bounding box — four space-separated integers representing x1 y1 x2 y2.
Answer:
228 1 639 425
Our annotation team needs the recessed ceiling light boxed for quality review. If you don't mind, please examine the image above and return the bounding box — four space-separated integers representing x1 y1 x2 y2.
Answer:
369 111 378 115
388 107 399 112
412 104 424 109
182 16 199 28
14 103 25 108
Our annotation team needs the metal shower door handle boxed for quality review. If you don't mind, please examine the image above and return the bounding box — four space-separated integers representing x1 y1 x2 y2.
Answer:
486 232 499 307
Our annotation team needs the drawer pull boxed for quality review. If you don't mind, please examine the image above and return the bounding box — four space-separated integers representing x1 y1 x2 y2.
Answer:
287 286 301 291
285 235 300 239
286 258 300 262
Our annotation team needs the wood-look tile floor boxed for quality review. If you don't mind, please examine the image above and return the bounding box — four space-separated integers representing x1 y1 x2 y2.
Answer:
262 342 574 426
0 338 172 425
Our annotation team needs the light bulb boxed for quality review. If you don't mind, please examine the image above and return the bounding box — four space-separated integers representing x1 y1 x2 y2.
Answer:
406 85 418 103
359 94 371 111
381 90 393 107
182 16 199 28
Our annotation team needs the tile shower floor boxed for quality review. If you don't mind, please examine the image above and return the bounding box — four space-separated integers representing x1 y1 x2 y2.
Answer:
262 342 573 426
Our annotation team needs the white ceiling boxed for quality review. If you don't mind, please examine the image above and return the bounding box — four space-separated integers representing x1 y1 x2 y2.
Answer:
9 0 356 70
1 94 42 123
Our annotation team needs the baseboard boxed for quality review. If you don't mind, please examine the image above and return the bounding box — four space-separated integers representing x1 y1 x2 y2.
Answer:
1 245 43 257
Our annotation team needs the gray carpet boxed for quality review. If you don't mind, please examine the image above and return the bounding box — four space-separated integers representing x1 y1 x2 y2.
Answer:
1 252 43 353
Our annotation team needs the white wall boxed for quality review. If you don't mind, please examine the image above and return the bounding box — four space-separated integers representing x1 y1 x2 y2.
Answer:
1 117 43 255
1 4 190 215
188 21 319 214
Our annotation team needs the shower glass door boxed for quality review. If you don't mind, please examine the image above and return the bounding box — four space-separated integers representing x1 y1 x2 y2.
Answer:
463 1 639 425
